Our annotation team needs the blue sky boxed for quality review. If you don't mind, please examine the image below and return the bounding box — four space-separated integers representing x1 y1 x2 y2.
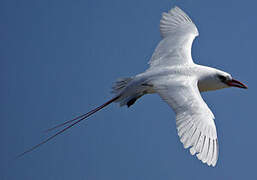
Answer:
1 0 256 179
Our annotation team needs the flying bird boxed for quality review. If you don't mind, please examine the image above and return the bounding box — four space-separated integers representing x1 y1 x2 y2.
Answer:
19 6 247 166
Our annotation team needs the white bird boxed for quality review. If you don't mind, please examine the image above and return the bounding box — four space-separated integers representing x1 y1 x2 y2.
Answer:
19 6 247 166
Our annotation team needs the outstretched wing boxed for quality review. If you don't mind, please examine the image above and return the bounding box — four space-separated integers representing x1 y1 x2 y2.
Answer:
149 6 199 67
153 77 218 166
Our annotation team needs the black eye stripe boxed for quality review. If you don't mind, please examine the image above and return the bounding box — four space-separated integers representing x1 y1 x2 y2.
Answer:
218 75 227 81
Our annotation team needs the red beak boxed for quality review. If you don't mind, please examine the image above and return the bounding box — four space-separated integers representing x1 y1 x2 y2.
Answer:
226 79 248 89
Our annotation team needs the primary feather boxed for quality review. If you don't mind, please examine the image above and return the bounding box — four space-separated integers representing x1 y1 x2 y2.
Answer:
20 6 247 168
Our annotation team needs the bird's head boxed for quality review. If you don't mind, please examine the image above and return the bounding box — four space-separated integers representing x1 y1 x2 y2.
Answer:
216 72 248 89
198 69 248 92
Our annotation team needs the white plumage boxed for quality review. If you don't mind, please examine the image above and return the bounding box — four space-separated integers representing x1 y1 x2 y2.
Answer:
19 6 247 167
154 77 218 166
149 6 198 67
111 6 246 166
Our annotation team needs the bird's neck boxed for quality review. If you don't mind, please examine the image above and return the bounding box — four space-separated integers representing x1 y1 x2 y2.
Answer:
196 65 227 92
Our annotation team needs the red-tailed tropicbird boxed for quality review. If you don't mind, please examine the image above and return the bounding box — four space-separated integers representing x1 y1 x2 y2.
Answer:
18 6 247 166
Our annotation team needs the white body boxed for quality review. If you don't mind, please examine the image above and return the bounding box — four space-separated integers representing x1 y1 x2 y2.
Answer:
112 7 233 166
18 6 246 163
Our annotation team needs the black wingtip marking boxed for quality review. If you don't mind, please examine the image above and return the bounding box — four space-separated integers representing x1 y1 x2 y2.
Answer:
127 98 137 107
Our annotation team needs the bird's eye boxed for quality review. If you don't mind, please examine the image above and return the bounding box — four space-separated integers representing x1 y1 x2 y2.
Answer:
218 75 227 82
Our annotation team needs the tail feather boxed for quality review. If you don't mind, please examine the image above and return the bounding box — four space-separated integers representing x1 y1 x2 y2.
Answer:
112 77 133 94
112 77 145 107
17 96 120 158
18 76 148 158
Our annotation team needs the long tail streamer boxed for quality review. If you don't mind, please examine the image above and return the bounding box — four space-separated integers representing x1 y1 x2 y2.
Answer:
17 96 120 158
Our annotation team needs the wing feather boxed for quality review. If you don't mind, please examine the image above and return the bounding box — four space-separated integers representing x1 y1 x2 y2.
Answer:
160 6 197 38
153 77 218 166
149 6 199 67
